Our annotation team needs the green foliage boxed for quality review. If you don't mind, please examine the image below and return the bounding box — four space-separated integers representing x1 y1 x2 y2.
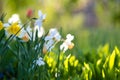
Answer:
42 44 120 80
0 20 120 80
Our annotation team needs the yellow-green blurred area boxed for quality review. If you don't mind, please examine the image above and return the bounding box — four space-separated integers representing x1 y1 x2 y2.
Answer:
0 0 120 53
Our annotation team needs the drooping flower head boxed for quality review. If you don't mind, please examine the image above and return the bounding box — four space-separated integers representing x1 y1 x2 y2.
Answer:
60 34 74 53
43 28 61 53
18 25 32 42
45 28 61 42
34 10 46 28
34 10 46 38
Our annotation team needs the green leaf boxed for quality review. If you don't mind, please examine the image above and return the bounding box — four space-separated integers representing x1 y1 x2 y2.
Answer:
97 43 109 58
109 50 116 70
102 43 109 56
102 69 105 78
103 56 109 68
96 59 102 67
115 46 120 55
84 62 90 70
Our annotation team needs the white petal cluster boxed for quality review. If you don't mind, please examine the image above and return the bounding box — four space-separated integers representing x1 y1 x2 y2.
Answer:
20 25 32 41
43 28 61 53
8 14 21 24
4 14 23 38
4 14 21 27
60 34 74 53
45 28 61 41
3 10 46 42
35 57 45 66
35 10 46 27
2 10 75 53
34 10 46 38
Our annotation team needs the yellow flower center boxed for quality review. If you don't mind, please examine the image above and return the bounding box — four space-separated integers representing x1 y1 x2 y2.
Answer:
7 23 21 36
68 42 74 50
0 21 3 30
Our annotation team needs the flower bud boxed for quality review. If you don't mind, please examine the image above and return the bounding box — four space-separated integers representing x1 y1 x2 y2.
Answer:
26 9 33 18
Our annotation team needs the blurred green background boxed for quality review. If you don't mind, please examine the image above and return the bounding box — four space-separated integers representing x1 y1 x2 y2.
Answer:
0 0 120 53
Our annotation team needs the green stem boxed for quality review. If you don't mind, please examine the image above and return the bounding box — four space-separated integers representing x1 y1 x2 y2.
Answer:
57 50 61 80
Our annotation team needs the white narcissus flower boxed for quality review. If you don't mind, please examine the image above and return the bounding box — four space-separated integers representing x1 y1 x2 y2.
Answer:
35 10 46 27
5 22 22 37
45 28 61 41
18 25 32 42
4 14 24 39
4 14 21 29
44 39 55 51
23 25 33 41
43 28 61 53
5 23 30 42
35 57 45 66
4 14 32 42
4 14 21 28
60 34 74 53
34 10 46 38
